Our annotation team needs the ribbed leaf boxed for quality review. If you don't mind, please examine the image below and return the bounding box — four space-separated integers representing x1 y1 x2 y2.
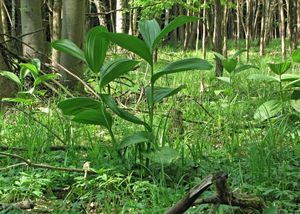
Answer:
222 58 237 73
85 26 109 73
34 73 60 87
20 63 39 79
139 19 161 53
147 147 180 164
72 108 112 128
118 131 151 149
217 77 231 84
254 100 282 122
58 97 101 115
146 85 186 104
52 39 85 62
268 62 291 75
100 59 139 88
247 74 279 82
100 32 152 65
101 94 150 130
0 71 21 87
152 58 212 83
292 48 300 63
153 16 198 50
234 64 259 74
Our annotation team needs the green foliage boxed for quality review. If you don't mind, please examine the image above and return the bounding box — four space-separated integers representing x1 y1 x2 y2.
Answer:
0 59 60 104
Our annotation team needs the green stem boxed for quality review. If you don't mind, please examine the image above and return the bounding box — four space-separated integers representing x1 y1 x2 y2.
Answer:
279 75 284 113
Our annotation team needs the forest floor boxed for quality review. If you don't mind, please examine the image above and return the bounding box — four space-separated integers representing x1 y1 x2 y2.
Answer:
1 40 300 213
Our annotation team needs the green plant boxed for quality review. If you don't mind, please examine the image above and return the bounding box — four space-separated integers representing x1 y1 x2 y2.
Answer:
0 58 60 104
213 50 258 88
248 49 300 122
53 17 212 164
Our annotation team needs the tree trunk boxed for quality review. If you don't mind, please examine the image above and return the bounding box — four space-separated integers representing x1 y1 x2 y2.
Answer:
51 0 62 65
259 0 266 56
213 0 223 77
202 0 207 59
236 0 241 60
245 0 252 62
297 0 300 44
60 0 85 88
0 1 17 102
116 0 124 33
20 0 46 59
92 0 106 26
279 0 286 59
223 2 229 57
285 0 295 51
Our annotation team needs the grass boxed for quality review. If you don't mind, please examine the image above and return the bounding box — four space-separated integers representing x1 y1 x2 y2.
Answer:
1 39 300 213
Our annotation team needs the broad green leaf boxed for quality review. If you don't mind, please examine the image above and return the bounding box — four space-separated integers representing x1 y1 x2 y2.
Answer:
0 71 21 87
20 63 39 79
268 62 291 75
281 74 300 82
254 100 282 122
139 19 161 53
2 97 34 104
100 32 152 65
100 59 139 88
152 58 212 83
34 73 60 87
247 74 279 82
52 39 86 62
284 78 300 88
231 49 246 59
212 51 226 61
290 100 300 113
262 206 277 214
291 90 300 100
85 26 109 73
217 77 231 84
153 16 198 50
222 58 237 73
31 58 41 71
118 131 151 149
101 94 150 130
58 97 101 115
234 64 259 74
292 48 300 63
146 85 186 104
72 108 113 128
147 147 180 164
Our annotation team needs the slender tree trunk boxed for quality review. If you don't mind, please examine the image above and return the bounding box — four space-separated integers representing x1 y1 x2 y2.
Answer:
60 0 85 88
297 0 300 44
236 0 241 59
279 0 286 59
202 0 207 59
285 0 294 51
51 0 62 65
213 0 223 76
259 0 266 56
20 0 46 59
109 0 115 32
245 0 252 62
92 0 106 26
116 0 124 33
223 2 229 57
0 0 17 101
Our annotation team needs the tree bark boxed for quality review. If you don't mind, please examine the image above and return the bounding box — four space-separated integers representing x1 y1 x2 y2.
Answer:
213 0 223 76
223 2 229 57
245 0 252 62
60 0 86 88
259 0 266 56
51 0 62 65
20 0 46 59
279 0 286 59
202 0 207 59
0 1 17 102
116 0 124 33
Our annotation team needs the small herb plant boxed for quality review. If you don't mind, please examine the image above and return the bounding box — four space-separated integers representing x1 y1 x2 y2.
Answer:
248 49 300 122
0 59 60 104
53 16 213 164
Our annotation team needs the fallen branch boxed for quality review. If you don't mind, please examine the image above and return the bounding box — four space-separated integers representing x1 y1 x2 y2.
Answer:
166 172 265 214
0 152 97 174
0 145 88 152
0 199 34 211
